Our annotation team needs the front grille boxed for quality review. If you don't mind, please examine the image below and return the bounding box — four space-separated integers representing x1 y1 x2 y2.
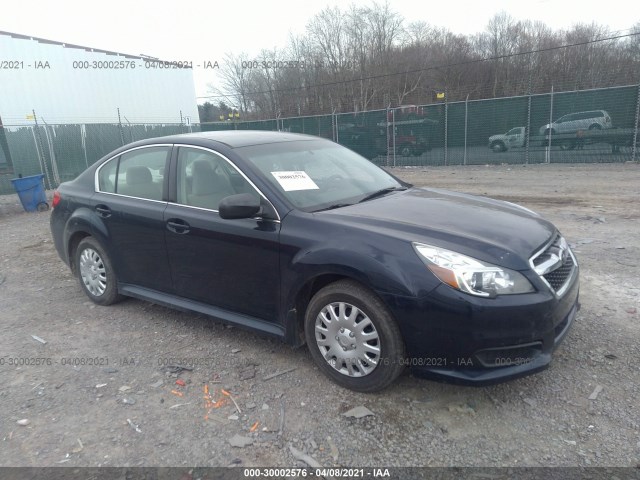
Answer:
544 254 575 290
531 234 577 296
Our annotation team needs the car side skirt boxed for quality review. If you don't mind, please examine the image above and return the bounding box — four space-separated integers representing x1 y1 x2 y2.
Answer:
118 283 286 338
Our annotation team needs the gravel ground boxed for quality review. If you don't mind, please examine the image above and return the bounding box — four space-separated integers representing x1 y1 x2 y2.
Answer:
0 162 639 468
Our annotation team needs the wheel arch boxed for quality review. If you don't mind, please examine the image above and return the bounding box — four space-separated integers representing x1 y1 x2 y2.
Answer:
64 207 110 273
285 273 356 347
282 240 420 347
285 268 403 348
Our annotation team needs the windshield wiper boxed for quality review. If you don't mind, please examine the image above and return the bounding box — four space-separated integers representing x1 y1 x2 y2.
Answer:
358 186 407 203
313 203 354 212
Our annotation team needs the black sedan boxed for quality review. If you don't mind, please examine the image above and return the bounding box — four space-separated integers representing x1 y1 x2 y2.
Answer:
50 131 579 392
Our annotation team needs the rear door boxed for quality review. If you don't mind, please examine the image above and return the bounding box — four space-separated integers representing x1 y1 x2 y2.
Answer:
163 145 281 322
93 145 173 292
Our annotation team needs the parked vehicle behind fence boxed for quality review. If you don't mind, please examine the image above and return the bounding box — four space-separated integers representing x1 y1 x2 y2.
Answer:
539 110 612 136
488 127 527 152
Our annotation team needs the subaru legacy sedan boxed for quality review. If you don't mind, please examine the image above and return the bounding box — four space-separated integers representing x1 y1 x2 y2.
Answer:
50 131 579 392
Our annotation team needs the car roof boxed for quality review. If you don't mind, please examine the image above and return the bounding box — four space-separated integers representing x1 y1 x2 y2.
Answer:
136 130 322 149
561 110 607 116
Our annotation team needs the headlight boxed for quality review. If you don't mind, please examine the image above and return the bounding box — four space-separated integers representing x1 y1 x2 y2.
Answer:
412 243 534 297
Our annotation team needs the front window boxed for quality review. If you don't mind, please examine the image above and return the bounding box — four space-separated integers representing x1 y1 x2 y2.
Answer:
237 140 404 211
176 147 258 210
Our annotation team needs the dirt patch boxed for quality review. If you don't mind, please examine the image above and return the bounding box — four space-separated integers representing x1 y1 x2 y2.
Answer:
0 162 639 467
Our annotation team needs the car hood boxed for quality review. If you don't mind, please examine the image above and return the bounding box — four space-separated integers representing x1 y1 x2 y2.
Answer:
488 134 504 142
319 187 556 270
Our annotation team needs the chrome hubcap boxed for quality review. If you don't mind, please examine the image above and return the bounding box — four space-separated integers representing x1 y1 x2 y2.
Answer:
315 302 380 377
79 248 107 297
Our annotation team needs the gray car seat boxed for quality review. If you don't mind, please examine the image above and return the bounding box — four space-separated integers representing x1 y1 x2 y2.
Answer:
119 166 162 200
187 159 235 209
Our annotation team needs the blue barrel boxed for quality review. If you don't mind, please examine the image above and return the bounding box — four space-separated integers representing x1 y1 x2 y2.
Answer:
10 174 49 212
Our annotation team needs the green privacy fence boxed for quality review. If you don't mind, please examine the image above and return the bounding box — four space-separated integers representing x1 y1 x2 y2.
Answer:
1 84 639 195
0 123 199 194
202 84 640 168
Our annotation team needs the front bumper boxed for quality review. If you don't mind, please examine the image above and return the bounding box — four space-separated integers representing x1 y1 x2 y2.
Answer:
379 268 579 386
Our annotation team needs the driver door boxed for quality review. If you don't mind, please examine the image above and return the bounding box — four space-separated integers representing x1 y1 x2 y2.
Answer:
163 146 281 322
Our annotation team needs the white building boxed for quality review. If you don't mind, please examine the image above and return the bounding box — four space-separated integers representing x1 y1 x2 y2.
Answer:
0 31 199 127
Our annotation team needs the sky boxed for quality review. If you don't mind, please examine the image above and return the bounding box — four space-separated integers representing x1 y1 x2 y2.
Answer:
2 0 638 103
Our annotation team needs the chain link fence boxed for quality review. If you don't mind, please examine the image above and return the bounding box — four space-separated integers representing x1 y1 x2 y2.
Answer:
205 84 640 168
0 123 199 194
1 84 638 195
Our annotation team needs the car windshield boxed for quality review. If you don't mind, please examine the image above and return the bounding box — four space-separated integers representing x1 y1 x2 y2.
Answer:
237 139 404 211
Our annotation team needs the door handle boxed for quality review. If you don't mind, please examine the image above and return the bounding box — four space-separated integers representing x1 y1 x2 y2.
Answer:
166 218 190 234
95 204 111 218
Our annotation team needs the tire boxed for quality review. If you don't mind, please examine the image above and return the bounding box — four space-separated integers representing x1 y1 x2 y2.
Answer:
75 237 123 306
588 124 602 131
398 145 412 157
559 140 575 151
304 279 405 392
491 141 506 153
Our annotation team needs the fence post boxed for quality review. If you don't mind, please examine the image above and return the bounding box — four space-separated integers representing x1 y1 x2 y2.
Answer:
385 105 390 167
444 87 448 166
41 120 60 186
525 73 532 165
545 86 554 164
32 111 53 190
331 109 336 142
632 84 640 163
30 126 45 182
81 124 89 168
392 108 397 167
117 108 125 146
463 94 469 166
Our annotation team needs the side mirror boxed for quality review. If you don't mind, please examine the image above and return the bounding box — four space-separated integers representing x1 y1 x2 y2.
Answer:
218 193 262 220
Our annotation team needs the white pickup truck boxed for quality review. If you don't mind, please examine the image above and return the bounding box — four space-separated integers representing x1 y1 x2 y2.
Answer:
488 127 527 152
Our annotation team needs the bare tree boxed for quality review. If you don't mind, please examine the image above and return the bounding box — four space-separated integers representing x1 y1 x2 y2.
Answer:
210 1 639 119
208 52 255 114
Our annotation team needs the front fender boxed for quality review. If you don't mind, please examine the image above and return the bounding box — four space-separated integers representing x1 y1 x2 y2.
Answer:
282 233 439 315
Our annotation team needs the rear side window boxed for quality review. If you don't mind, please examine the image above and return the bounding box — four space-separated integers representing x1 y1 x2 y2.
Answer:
577 112 595 120
97 146 170 200
98 156 118 193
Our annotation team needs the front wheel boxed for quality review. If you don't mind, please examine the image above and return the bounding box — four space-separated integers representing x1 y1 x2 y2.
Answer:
559 140 576 151
397 145 413 157
75 237 123 306
304 280 405 392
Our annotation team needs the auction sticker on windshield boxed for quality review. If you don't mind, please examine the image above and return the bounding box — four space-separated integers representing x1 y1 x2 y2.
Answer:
271 171 319 191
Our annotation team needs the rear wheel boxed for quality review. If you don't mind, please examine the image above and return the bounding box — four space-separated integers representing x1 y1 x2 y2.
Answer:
304 280 405 392
588 124 602 131
491 141 506 153
75 237 123 306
